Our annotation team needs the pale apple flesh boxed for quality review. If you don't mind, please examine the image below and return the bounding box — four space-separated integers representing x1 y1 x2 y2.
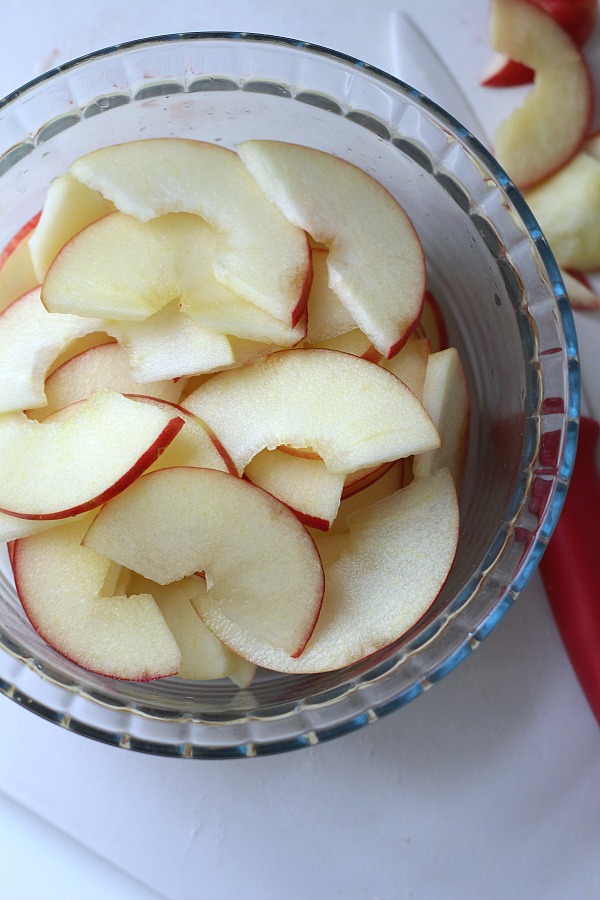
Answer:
82 466 325 658
13 514 182 681
70 139 312 326
237 140 425 358
491 0 593 189
192 469 459 673
0 288 105 414
30 341 185 422
183 348 440 476
0 391 184 519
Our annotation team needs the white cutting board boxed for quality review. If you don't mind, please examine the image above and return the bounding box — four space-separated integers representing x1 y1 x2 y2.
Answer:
0 3 599 899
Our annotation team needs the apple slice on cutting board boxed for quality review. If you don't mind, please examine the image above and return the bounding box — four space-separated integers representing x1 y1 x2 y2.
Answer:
192 468 459 673
0 391 184 519
0 287 105 413
13 514 181 681
237 140 425 358
83 466 325 658
490 0 593 189
70 139 312 326
183 348 440 476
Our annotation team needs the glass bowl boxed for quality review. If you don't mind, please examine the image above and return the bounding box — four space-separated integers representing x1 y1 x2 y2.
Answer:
0 33 578 758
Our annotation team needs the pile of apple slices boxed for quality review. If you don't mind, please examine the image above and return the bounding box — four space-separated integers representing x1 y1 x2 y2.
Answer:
1 137 468 683
485 0 600 309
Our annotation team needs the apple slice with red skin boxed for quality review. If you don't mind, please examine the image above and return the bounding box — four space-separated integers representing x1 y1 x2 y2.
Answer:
0 287 106 414
183 348 440 477
126 572 253 681
307 328 380 361
107 301 235 382
380 337 431 402
330 460 405 535
306 247 356 343
0 391 184 520
483 0 596 87
491 0 593 189
244 449 345 531
0 213 40 313
30 341 185 422
417 291 448 353
192 468 459 673
0 394 228 542
524 150 600 270
28 173 114 280
13 513 182 681
561 269 600 310
413 348 470 488
83 466 325 658
70 139 312 326
237 140 425 358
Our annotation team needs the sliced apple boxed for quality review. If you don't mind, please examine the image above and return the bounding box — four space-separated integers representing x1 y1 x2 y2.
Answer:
193 469 459 673
491 0 593 189
70 139 312 325
306 247 356 342
13 514 181 680
307 328 380 361
380 337 431 401
30 342 185 422
0 391 184 519
418 291 448 353
524 151 600 270
107 301 235 381
483 0 597 87
83 466 325 658
0 287 105 413
244 449 345 531
341 460 397 501
28 173 114 281
237 140 425 357
183 348 440 476
130 396 232 476
413 348 470 487
126 572 250 681
0 214 40 313
561 269 600 310
331 460 405 534
42 212 178 321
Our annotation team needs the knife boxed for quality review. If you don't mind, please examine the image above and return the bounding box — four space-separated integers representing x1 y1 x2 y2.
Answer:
393 13 600 725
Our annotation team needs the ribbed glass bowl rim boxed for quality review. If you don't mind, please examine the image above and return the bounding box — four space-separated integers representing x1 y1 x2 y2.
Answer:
0 31 580 758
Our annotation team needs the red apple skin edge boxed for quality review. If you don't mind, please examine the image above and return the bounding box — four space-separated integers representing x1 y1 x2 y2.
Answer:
0 212 41 269
126 393 237 476
482 0 597 88
10 541 180 682
0 416 185 521
290 233 314 327
384 286 425 361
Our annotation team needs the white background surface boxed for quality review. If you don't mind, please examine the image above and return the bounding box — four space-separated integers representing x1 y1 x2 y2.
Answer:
0 3 599 899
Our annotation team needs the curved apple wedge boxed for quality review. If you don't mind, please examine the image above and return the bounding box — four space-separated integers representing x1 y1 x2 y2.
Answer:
183 349 440 476
491 0 593 188
70 139 312 325
244 449 345 531
237 140 425 358
193 468 459 673
0 391 184 519
13 515 182 681
31 342 184 422
0 287 105 414
127 572 254 682
82 467 325 658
